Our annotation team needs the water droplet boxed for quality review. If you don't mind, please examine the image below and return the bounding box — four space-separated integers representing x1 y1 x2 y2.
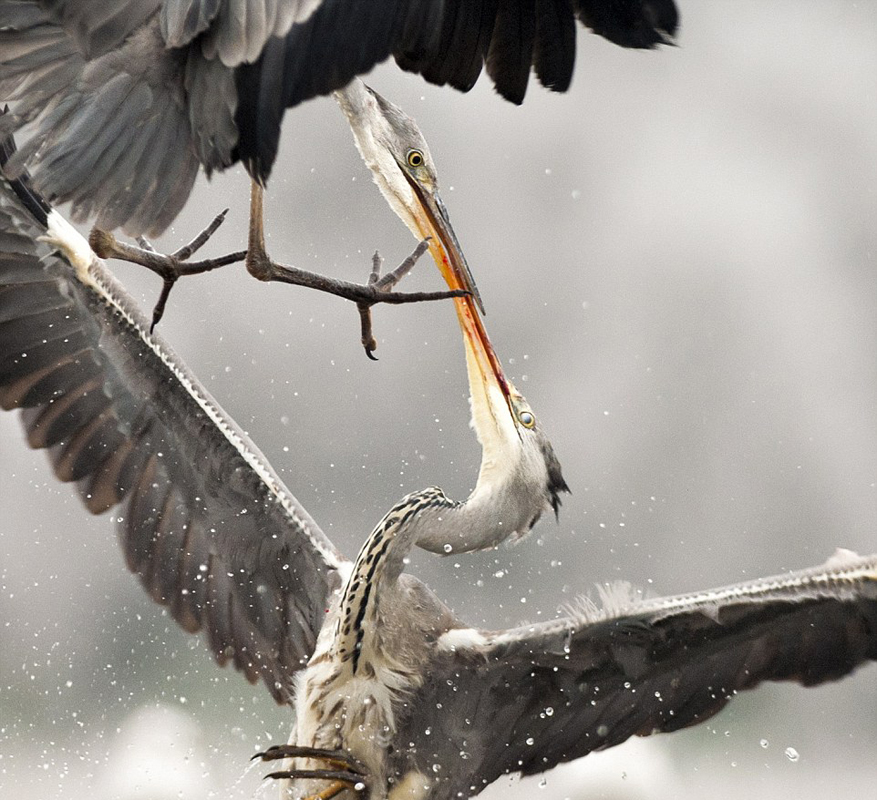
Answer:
443 544 453 553
760 739 769 749
784 747 799 763
526 737 534 746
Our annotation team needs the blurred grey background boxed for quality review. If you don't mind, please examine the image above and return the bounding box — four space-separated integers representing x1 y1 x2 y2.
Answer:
2 2 876 798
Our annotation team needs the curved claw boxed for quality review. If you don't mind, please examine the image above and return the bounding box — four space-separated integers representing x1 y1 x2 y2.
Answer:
253 743 367 774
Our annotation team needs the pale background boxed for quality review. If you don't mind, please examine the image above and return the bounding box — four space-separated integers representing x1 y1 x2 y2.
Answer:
2 2 876 798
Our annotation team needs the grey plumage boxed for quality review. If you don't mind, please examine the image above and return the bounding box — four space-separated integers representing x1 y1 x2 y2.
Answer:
0 0 679 235
0 138 343 701
396 554 877 798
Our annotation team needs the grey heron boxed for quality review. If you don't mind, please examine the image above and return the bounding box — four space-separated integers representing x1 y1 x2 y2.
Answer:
2 141 876 800
0 1 679 348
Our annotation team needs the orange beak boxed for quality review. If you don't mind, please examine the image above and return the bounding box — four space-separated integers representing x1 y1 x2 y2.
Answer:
405 177 514 410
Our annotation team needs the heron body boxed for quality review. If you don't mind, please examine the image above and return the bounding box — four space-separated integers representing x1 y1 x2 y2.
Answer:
1 141 877 800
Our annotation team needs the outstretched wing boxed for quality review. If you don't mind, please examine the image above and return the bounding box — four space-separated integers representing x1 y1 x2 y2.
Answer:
400 551 877 796
0 1 678 234
0 145 348 704
233 0 680 177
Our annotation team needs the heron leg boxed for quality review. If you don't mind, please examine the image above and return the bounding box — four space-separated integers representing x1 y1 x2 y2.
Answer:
88 212 246 332
245 181 468 359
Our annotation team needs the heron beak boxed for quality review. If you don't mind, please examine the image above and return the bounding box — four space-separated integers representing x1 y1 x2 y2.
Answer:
405 178 485 314
405 177 516 416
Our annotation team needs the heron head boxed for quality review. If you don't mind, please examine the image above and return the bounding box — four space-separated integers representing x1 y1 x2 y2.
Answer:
335 80 483 311
460 295 570 542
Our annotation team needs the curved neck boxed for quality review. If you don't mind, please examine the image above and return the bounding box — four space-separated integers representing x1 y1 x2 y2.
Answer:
335 488 454 672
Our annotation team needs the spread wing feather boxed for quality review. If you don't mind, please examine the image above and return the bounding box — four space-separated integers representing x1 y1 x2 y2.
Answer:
0 0 677 233
399 553 877 796
0 142 348 703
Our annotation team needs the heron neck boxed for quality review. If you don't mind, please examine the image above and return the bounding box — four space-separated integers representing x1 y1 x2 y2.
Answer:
335 488 455 672
334 78 369 121
413 478 529 554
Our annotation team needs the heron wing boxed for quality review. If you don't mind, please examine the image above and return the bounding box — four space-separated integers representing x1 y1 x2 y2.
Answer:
399 552 877 795
0 1 677 233
30 1 315 60
35 0 163 57
235 0 679 175
0 149 348 704
395 0 679 104
0 2 207 236
161 0 320 64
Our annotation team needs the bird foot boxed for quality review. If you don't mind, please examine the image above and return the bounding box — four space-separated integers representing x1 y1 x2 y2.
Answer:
245 181 467 359
246 236 467 360
253 744 370 799
88 209 246 332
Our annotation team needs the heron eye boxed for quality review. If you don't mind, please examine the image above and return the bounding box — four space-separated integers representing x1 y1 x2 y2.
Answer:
407 149 424 168
518 410 535 429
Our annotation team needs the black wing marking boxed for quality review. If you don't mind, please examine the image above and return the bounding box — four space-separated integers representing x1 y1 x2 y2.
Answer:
395 0 678 103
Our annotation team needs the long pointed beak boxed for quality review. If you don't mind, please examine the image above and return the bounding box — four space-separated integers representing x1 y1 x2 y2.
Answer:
406 179 515 410
407 180 485 314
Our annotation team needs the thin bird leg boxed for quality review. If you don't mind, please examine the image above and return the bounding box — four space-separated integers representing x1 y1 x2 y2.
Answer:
88 210 246 332
245 180 467 357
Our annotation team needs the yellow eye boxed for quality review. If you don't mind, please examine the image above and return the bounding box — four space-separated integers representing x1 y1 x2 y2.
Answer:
517 409 535 429
407 149 424 168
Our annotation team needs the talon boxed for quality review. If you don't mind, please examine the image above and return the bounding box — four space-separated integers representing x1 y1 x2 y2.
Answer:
358 304 379 361
253 744 367 774
150 278 176 333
